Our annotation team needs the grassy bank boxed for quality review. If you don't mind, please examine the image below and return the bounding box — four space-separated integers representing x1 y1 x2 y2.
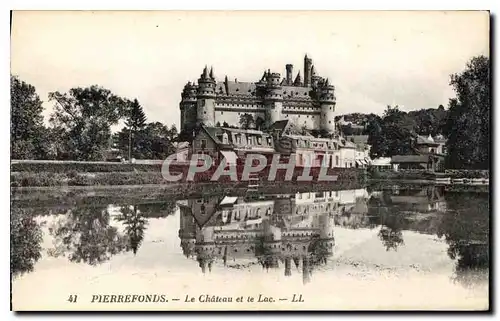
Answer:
11 161 163 173
11 160 366 187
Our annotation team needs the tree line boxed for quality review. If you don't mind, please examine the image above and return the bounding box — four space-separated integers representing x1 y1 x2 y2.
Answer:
351 55 489 170
10 77 178 161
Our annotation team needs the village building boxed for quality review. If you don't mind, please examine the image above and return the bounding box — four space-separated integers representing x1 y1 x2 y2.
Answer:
391 134 447 171
190 123 365 168
345 135 372 168
190 125 276 166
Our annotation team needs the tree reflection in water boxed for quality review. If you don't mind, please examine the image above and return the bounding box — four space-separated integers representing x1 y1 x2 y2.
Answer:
437 192 489 287
47 204 128 265
367 192 405 251
114 200 177 255
11 208 43 278
115 205 148 255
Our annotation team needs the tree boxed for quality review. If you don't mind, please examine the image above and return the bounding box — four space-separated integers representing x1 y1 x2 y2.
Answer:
367 106 415 158
255 117 266 130
222 121 229 128
382 105 415 155
48 86 129 161
366 115 387 158
124 99 147 160
239 113 255 129
10 76 45 159
444 56 490 169
138 122 177 159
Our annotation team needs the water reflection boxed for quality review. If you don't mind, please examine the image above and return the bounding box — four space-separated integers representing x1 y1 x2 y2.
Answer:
178 191 341 284
437 192 489 287
11 208 43 278
366 186 447 251
10 185 489 289
47 204 129 265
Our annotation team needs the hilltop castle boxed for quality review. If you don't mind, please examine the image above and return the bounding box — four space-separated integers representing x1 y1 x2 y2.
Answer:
179 55 337 133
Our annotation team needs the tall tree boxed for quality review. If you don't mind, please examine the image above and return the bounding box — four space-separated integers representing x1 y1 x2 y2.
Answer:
444 56 490 169
48 86 129 161
123 98 147 160
10 76 45 159
367 106 415 158
125 99 147 132
239 113 255 129
136 122 177 159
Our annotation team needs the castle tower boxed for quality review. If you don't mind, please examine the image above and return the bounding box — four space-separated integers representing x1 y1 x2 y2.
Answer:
302 257 311 284
319 78 336 132
285 64 293 85
264 72 283 127
196 66 216 126
310 65 321 88
180 81 198 131
284 257 292 276
303 54 313 87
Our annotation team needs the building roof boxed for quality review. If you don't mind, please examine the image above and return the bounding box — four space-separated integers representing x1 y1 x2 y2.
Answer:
391 155 431 163
416 135 439 146
268 120 289 132
346 135 369 145
216 80 257 96
371 157 392 166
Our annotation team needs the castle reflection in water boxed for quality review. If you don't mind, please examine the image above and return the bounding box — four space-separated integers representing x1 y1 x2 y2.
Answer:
178 187 447 284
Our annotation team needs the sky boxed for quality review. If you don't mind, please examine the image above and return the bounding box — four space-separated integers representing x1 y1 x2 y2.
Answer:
10 10 489 129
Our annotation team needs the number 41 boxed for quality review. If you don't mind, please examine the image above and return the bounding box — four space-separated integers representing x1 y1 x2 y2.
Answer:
68 295 78 303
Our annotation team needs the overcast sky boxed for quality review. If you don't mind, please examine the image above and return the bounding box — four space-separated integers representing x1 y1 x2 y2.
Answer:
11 11 489 129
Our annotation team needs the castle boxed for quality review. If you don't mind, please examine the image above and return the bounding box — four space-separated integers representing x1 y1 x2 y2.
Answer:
179 55 337 133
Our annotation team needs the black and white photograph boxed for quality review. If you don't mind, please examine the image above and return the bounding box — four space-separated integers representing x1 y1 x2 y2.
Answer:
9 10 490 311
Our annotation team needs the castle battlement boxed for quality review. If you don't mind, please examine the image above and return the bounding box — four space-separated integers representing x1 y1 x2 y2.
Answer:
180 55 337 132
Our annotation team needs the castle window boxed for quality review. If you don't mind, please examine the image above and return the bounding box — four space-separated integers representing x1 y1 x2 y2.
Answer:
204 111 207 114
221 111 224 115
329 121 331 124
201 139 207 149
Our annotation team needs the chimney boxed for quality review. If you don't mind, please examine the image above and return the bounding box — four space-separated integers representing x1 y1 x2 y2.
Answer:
303 54 313 87
286 64 293 85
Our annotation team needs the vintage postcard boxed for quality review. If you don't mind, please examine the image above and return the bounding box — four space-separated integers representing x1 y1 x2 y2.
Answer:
10 10 490 311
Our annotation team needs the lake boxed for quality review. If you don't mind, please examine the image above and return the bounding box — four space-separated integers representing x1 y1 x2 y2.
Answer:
11 184 490 311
